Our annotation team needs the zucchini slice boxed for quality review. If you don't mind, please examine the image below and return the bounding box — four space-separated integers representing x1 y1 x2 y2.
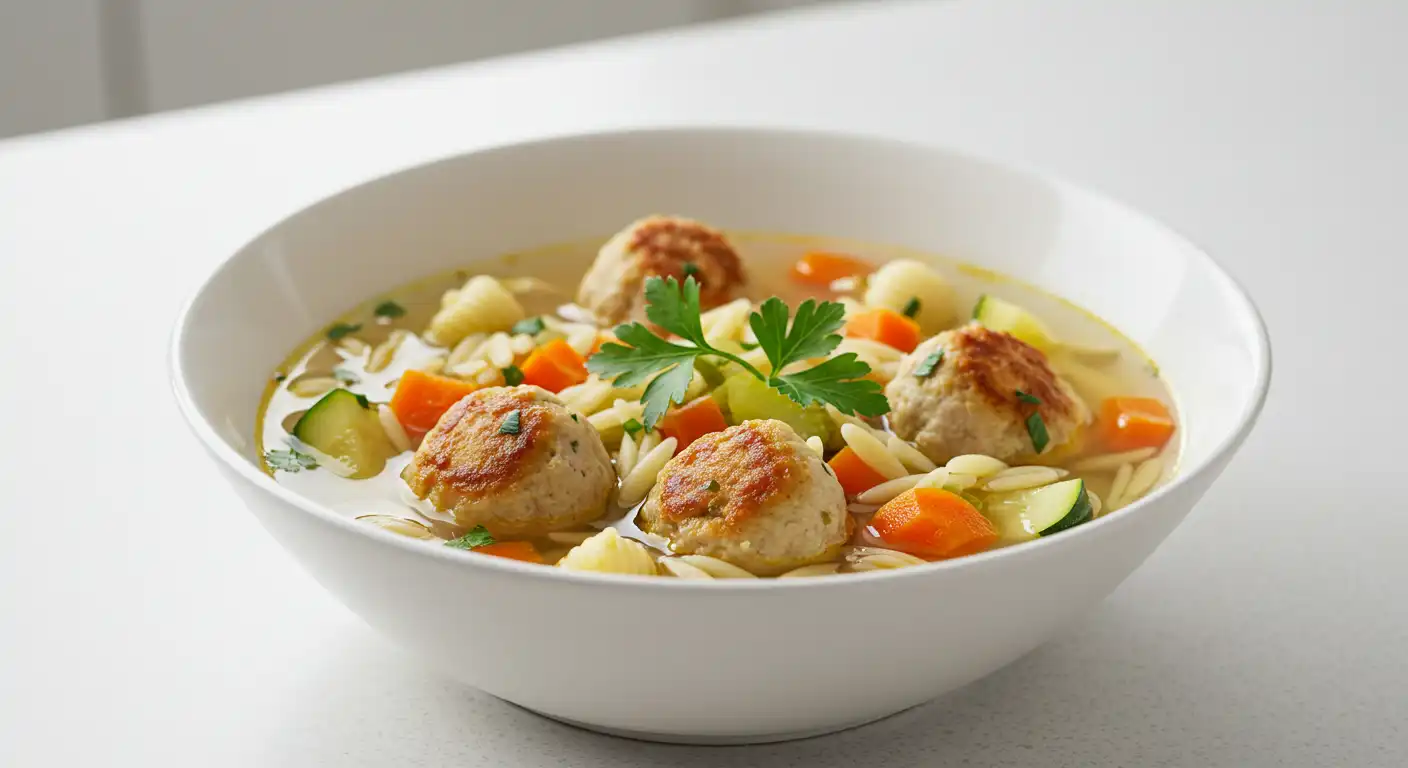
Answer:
972 294 1057 352
1023 478 1092 536
292 389 395 479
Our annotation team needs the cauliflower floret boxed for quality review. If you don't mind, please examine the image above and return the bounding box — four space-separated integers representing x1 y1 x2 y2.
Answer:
556 528 658 575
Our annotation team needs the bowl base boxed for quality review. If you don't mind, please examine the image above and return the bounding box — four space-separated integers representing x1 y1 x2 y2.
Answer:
515 701 922 745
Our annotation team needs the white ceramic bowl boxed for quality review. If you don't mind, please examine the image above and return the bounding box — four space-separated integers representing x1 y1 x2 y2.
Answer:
172 127 1270 744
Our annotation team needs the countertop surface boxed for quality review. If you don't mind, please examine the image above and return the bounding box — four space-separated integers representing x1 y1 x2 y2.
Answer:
1 0 1403 765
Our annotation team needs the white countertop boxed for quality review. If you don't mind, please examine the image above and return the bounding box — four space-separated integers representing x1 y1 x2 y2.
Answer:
1 0 1403 765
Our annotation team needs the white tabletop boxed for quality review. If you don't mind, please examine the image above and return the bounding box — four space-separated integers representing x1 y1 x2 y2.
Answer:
1 0 1403 765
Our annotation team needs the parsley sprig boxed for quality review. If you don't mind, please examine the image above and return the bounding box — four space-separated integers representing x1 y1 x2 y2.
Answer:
587 276 889 428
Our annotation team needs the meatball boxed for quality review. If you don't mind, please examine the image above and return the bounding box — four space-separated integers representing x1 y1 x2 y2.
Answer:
577 215 747 325
636 419 850 576
402 386 614 536
886 323 1090 465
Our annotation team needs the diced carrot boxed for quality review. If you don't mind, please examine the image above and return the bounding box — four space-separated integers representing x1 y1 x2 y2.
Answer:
389 369 481 435
828 446 889 497
790 251 874 286
521 338 589 393
659 395 729 449
844 308 922 353
1098 397 1175 452
868 488 998 560
474 540 544 564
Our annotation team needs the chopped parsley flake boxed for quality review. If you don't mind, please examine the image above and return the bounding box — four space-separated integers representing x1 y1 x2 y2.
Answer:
1025 412 1050 453
326 322 362 341
373 300 406 319
265 448 317 473
681 262 700 280
902 297 921 318
502 365 525 386
499 409 521 435
1015 390 1042 405
511 316 545 336
445 526 496 550
914 349 944 378
273 373 287 382
622 418 644 437
705 479 720 492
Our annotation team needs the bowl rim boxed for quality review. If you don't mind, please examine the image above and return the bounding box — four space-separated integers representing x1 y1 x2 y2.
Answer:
169 124 1272 591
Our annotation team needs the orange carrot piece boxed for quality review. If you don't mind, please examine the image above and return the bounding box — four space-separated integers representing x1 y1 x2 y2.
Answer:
474 540 544 564
520 338 589 393
389 369 481 435
844 308 922 353
868 488 998 560
828 447 889 497
659 395 729 449
1098 397 1175 452
790 251 874 286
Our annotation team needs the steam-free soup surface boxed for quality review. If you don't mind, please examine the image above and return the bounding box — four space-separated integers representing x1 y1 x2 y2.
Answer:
257 223 1178 578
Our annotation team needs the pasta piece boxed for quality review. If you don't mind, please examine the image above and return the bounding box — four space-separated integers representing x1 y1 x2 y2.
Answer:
616 432 639 480
288 376 338 398
377 404 413 453
1108 463 1134 510
367 330 410 373
945 454 1008 478
1070 446 1158 473
840 424 908 480
778 563 841 578
556 528 657 575
856 474 925 505
425 276 525 347
617 437 678 507
981 466 1063 492
886 435 937 473
338 336 370 356
485 332 515 368
805 435 825 457
659 558 714 579
566 327 599 357
1122 457 1164 503
677 555 757 579
356 515 437 540
862 259 958 333
699 298 752 343
558 376 615 415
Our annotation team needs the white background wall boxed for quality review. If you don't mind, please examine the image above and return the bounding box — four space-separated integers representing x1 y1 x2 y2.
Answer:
0 0 823 139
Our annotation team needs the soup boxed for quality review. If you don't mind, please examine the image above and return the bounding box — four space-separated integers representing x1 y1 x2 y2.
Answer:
256 216 1178 578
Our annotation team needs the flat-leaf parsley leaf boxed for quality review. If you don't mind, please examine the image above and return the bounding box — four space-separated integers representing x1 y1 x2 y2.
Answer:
445 525 496 550
266 448 317 473
586 276 888 429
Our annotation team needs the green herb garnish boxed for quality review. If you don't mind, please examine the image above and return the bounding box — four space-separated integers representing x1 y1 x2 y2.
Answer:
333 367 360 386
681 262 700 280
273 373 287 382
326 322 362 341
353 393 372 409
499 409 521 435
265 448 317 473
914 349 944 378
705 479 720 492
511 316 545 336
622 418 644 436
1025 412 1049 453
374 300 406 319
445 525 496 550
587 277 888 429
902 297 921 318
1016 390 1042 405
502 365 524 386
971 295 987 320
570 413 579 423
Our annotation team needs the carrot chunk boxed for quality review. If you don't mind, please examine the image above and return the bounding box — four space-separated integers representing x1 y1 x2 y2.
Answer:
389 369 481 435
1098 397 1175 452
659 395 729 449
828 446 889 497
868 488 998 560
790 251 874 286
474 540 544 564
520 338 589 393
843 308 922 353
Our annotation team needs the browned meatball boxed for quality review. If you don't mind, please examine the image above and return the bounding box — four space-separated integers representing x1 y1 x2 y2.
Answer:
577 215 747 325
886 324 1090 464
402 386 614 536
